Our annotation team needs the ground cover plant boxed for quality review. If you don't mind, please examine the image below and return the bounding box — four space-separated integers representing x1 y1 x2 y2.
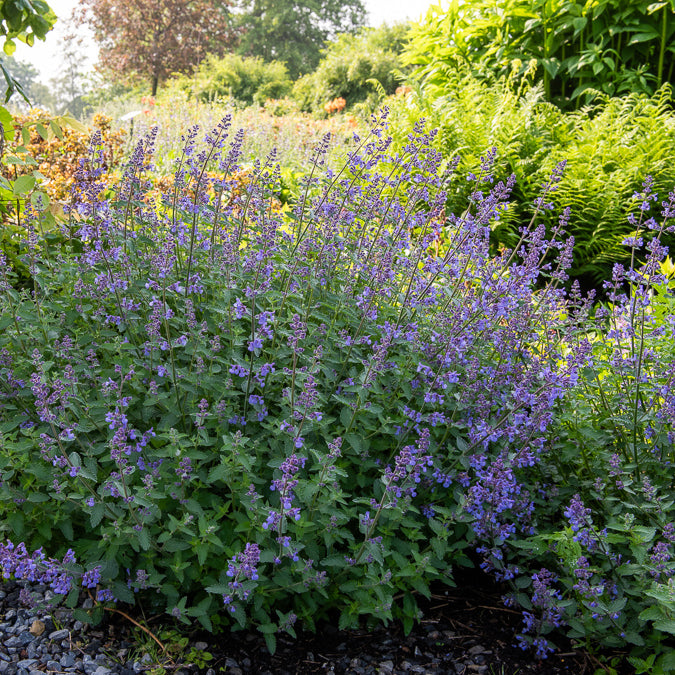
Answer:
0 108 673 668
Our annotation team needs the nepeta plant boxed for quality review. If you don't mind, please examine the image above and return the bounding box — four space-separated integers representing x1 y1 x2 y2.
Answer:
0 108 607 655
495 179 675 662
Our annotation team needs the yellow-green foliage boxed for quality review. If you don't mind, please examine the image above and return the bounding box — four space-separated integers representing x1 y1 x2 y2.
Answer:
168 53 293 106
293 23 412 115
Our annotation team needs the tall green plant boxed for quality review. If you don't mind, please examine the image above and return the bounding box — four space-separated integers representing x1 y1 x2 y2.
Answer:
387 69 675 286
404 0 675 108
292 23 411 115
169 53 292 106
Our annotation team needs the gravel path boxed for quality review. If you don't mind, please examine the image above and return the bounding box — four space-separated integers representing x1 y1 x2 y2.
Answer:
0 576 633 675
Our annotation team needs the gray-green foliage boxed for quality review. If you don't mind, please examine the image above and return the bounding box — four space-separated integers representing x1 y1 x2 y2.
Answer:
292 23 411 115
170 53 292 106
388 67 675 285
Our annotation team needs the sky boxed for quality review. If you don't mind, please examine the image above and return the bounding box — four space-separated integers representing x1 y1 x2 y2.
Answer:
13 0 442 84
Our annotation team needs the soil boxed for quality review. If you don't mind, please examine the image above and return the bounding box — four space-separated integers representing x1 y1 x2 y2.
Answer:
99 566 636 675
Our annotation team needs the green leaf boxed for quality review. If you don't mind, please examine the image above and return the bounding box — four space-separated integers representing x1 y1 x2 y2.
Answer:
137 528 151 551
632 526 657 543
56 115 87 134
164 539 190 552
111 581 135 604
3 39 16 55
0 105 14 139
622 631 645 646
71 608 95 624
207 462 231 483
65 586 80 608
49 119 63 140
262 632 276 654
12 174 35 195
654 618 675 635
628 30 660 44
338 609 356 630
196 614 213 631
205 583 230 594
346 433 362 454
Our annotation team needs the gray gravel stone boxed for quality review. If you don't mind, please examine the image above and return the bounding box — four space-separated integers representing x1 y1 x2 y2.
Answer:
48 629 69 641
15 662 37 670
59 653 75 668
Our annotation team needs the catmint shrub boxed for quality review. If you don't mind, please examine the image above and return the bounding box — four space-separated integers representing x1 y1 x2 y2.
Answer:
0 110 585 653
495 179 675 660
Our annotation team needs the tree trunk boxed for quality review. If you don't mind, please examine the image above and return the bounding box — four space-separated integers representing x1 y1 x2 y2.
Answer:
151 73 158 96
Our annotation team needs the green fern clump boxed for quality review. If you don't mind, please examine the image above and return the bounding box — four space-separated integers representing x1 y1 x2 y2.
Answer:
535 89 675 281
387 69 675 287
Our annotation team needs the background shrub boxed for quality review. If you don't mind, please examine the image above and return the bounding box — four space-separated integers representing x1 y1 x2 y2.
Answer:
3 110 125 203
386 68 675 287
403 0 675 109
170 53 293 107
292 23 411 115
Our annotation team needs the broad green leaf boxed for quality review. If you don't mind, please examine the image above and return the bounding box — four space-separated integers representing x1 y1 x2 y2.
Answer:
628 31 660 44
654 618 675 635
262 632 276 654
49 120 63 139
89 503 105 528
12 174 35 195
0 105 14 139
57 114 87 134
71 608 95 624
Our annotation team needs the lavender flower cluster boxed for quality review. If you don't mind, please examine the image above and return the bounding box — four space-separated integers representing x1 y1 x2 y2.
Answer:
0 109 673 661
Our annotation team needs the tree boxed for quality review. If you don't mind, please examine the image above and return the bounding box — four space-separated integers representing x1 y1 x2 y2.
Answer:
77 0 238 96
236 0 367 79
49 28 93 117
0 0 56 102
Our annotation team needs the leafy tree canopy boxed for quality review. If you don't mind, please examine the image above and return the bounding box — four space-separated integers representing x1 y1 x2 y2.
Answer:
0 0 55 52
78 0 238 96
0 0 56 102
235 0 367 79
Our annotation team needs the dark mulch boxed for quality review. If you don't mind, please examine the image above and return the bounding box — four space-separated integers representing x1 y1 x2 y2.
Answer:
100 566 635 675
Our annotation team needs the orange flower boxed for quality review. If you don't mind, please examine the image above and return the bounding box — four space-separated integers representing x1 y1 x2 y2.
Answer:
323 97 346 115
